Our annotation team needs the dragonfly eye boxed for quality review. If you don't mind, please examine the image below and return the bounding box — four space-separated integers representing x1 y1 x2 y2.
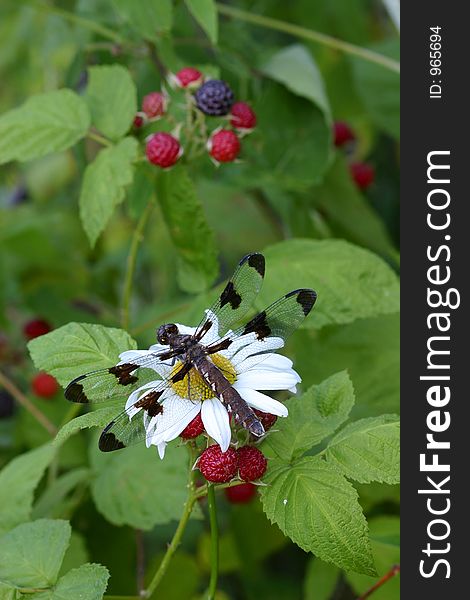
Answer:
157 324 178 345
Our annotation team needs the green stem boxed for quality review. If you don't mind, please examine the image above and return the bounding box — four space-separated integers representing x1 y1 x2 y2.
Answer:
216 4 400 74
87 131 113 147
144 493 196 598
35 4 125 44
121 200 155 330
206 484 219 600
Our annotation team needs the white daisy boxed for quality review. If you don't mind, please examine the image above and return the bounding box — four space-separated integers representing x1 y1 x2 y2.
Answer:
119 311 301 459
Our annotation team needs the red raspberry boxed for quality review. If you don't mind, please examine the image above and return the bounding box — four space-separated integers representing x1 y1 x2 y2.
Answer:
32 372 59 398
133 114 145 128
180 413 205 439
208 129 240 163
174 67 203 89
23 319 52 340
333 121 355 147
350 162 375 190
237 446 267 482
230 102 257 131
142 92 166 119
254 409 277 431
198 444 238 483
225 482 257 504
146 133 182 168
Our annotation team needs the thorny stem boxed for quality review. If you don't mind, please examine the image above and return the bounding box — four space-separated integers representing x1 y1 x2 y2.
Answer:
0 370 57 436
206 484 219 600
357 564 400 599
121 200 155 331
216 4 400 74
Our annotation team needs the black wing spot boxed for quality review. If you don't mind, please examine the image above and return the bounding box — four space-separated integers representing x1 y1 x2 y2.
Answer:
219 281 242 310
99 422 126 452
109 364 139 386
247 253 265 277
65 378 88 403
287 288 317 316
243 311 271 340
135 390 164 417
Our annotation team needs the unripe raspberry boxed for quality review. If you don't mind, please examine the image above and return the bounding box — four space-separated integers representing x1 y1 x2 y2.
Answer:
333 121 355 147
198 444 238 483
146 132 182 168
142 92 166 119
237 445 267 482
173 67 203 89
23 318 52 340
32 372 59 398
230 102 257 131
225 482 257 504
350 162 375 190
208 129 240 163
180 413 205 439
195 80 234 116
133 114 145 129
253 409 277 431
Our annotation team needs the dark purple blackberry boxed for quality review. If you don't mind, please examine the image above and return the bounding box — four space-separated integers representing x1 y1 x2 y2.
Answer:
0 390 15 419
195 80 234 116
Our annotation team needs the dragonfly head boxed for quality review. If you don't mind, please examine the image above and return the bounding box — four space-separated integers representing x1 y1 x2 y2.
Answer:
157 323 179 345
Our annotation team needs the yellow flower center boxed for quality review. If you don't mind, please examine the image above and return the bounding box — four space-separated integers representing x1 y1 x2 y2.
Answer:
170 353 236 400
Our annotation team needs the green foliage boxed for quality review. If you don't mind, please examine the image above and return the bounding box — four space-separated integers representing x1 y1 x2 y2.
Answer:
28 323 137 386
27 564 109 600
185 0 218 44
53 407 120 447
85 65 137 142
304 558 339 600
112 0 173 38
0 90 90 164
0 445 55 535
156 166 219 293
79 137 138 245
260 239 399 328
90 442 193 530
325 415 400 484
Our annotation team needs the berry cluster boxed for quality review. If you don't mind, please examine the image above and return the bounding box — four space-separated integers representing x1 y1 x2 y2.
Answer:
133 67 256 169
197 443 267 484
333 121 375 190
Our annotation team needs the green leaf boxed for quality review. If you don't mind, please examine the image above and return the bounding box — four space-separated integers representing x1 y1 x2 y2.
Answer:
262 371 355 461
0 519 71 588
185 0 218 44
28 563 109 600
0 90 90 164
156 167 218 293
304 559 339 600
33 469 91 520
79 137 138 246
260 239 399 329
351 40 400 138
112 0 173 38
59 533 89 577
326 415 400 484
261 44 331 121
90 443 192 530
85 65 137 141
260 457 376 576
0 582 16 600
144 553 200 600
27 323 137 386
0 444 55 535
53 407 120 448
311 155 399 264
346 517 400 600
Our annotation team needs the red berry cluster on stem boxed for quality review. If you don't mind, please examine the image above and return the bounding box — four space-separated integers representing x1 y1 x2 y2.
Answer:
332 120 375 190
197 443 268 484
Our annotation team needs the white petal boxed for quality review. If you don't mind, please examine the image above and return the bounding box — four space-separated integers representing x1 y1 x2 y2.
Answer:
119 350 150 362
219 332 258 359
243 353 293 372
289 385 298 394
157 441 167 459
148 343 167 353
236 387 288 417
235 369 300 391
231 337 285 368
148 395 201 443
174 323 197 336
125 380 163 416
118 350 172 376
201 398 231 451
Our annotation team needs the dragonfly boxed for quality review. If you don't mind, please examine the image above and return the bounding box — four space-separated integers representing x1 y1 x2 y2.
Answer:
65 253 317 451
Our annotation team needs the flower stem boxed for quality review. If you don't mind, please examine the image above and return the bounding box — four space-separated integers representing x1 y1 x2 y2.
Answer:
206 484 219 600
356 564 400 599
144 493 196 598
121 200 155 331
216 4 400 74
87 131 113 147
0 370 57 436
